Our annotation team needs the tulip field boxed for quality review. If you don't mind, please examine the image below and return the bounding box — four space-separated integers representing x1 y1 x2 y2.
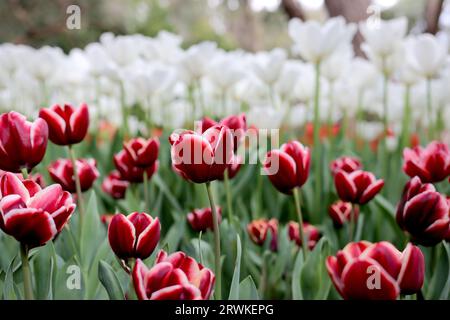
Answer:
0 12 449 302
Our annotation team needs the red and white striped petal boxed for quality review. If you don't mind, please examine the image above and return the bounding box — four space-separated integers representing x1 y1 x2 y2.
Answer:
108 214 136 259
132 259 150 300
398 243 425 294
135 217 160 259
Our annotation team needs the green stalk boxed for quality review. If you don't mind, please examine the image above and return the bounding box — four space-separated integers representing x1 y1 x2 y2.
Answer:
20 244 34 300
313 62 322 217
381 68 389 181
205 182 222 300
426 77 434 141
223 170 234 224
292 188 308 258
143 171 149 212
400 85 411 149
258 250 270 298
68 145 85 237
21 168 29 180
348 204 358 241
120 81 129 138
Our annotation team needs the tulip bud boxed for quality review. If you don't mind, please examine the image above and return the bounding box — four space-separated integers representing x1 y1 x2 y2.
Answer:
328 200 358 228
0 112 48 173
187 207 222 232
334 170 384 205
330 156 362 175
326 241 425 300
101 171 129 199
39 103 89 146
132 250 215 300
287 221 321 250
48 158 99 193
403 141 450 183
396 176 450 246
169 125 234 184
108 212 160 260
113 144 159 183
247 218 278 251
220 113 247 152
123 137 159 168
263 141 310 194
0 173 75 248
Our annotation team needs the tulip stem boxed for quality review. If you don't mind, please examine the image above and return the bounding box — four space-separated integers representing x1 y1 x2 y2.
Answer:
400 85 411 150
313 62 322 219
349 204 358 241
143 171 149 212
259 250 270 298
426 77 434 141
293 188 308 259
21 168 29 180
20 244 34 300
223 170 234 225
205 182 222 300
381 68 389 183
68 145 85 237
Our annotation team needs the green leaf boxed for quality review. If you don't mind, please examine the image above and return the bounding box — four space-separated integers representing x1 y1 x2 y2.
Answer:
2 256 17 300
153 174 183 213
291 250 304 300
98 260 124 300
32 243 54 299
300 238 331 300
228 234 242 300
54 256 84 299
372 195 404 240
440 242 450 299
239 276 259 300
162 217 185 252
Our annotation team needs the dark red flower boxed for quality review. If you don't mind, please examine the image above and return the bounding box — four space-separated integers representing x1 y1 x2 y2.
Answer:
247 218 278 251
334 170 384 205
326 241 425 300
263 141 310 194
39 103 89 146
48 158 99 193
330 156 362 175
0 172 75 248
403 141 450 183
396 176 450 246
169 125 234 184
123 137 159 168
132 250 215 300
187 207 222 232
0 112 48 173
287 221 321 250
329 200 358 228
101 171 129 199
114 149 158 183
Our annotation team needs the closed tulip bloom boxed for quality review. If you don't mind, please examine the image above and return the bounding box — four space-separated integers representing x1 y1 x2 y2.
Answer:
0 172 76 248
196 117 218 133
169 125 234 184
0 112 48 173
247 218 278 251
108 212 161 261
123 137 159 168
48 158 99 193
113 149 158 183
39 103 89 145
403 141 450 183
263 141 310 194
330 156 362 175
396 176 450 246
287 221 321 250
334 170 384 205
221 114 247 152
187 207 222 232
326 241 425 300
101 171 129 199
133 250 215 300
329 200 358 228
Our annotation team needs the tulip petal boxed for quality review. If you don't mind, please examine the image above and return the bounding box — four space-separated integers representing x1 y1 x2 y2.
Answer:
334 171 357 202
135 217 160 259
359 179 384 204
0 172 31 202
39 108 67 145
132 259 150 300
398 243 424 294
108 214 136 259
69 103 89 144
360 241 402 279
150 284 202 300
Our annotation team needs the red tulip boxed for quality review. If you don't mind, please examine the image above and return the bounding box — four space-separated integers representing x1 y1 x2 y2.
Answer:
403 141 450 183
114 149 158 183
108 212 160 260
0 112 48 173
330 156 362 175
169 125 234 184
326 241 425 300
39 103 89 146
287 221 321 250
334 170 384 205
133 250 215 300
396 176 450 246
263 141 311 194
247 218 278 251
123 137 159 168
0 172 75 248
48 158 99 193
101 171 129 199
187 207 222 232
0 170 45 188
196 117 218 133
329 200 358 228
221 114 247 152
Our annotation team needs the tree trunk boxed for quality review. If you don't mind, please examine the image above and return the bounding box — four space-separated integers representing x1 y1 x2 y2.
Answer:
425 0 443 34
325 0 371 57
280 0 305 20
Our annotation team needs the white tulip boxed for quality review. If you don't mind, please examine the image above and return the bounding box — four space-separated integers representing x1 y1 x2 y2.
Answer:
252 48 287 86
406 34 448 78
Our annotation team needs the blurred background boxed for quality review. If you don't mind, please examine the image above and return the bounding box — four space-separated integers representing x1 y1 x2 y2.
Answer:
1 0 449 53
